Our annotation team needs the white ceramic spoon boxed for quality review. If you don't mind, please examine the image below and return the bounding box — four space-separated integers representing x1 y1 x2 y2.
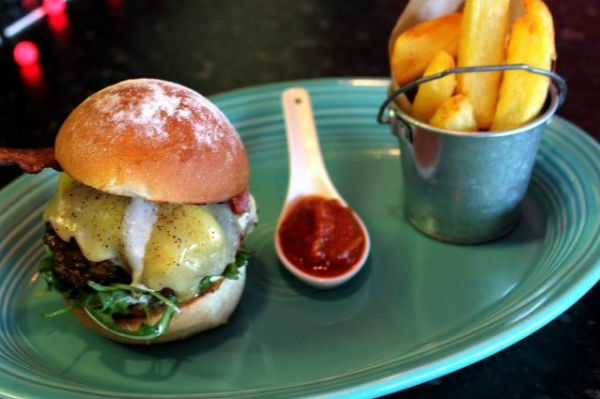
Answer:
274 87 371 289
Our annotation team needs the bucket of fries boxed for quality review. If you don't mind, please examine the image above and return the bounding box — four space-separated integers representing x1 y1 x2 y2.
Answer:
378 0 567 243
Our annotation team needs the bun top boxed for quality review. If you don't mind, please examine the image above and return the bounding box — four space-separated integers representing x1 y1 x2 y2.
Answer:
55 79 250 204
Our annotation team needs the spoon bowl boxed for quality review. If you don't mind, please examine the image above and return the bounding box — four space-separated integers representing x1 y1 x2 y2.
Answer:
275 88 371 289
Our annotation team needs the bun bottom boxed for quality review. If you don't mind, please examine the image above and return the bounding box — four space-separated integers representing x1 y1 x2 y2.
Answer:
69 267 246 345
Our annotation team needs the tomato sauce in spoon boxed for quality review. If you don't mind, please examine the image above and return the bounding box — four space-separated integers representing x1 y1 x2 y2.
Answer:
278 195 366 278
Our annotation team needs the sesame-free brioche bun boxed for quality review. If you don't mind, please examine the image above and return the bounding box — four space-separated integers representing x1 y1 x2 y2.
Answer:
55 79 249 204
69 267 246 345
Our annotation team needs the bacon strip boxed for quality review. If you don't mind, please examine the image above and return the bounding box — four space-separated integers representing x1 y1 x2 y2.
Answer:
229 188 250 215
0 147 60 173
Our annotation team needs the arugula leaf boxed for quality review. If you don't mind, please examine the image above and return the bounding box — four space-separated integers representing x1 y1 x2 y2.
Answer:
84 301 178 341
37 250 181 340
97 290 143 314
43 303 76 318
38 249 67 292
38 248 250 341
81 282 182 341
235 249 252 266
199 276 216 295
198 249 252 293
222 263 239 280
38 249 75 316
87 282 181 314
223 249 251 280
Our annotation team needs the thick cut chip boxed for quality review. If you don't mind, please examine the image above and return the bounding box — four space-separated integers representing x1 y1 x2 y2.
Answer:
391 14 462 87
412 51 457 123
491 0 555 131
395 93 413 115
429 94 478 132
457 0 510 129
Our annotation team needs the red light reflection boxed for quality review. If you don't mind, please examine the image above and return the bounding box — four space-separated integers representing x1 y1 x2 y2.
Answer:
20 63 44 90
13 41 40 67
48 12 69 32
13 42 44 92
43 0 66 16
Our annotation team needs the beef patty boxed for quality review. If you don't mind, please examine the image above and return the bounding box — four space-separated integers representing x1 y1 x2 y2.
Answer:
43 224 131 290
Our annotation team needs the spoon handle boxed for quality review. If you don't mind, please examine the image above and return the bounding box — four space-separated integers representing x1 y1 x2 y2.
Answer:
281 88 340 202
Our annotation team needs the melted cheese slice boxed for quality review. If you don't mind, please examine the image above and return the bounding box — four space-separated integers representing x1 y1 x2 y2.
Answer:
44 173 129 263
142 204 229 299
44 173 252 300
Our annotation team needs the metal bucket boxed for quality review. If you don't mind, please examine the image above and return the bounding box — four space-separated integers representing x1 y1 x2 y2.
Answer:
378 64 567 244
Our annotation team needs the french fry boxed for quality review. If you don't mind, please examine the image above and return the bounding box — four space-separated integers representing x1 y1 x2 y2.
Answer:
391 14 462 87
429 95 478 132
491 0 555 131
412 51 457 123
457 0 510 129
396 93 413 115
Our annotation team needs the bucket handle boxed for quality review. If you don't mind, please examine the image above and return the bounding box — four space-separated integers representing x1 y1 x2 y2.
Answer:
377 64 567 125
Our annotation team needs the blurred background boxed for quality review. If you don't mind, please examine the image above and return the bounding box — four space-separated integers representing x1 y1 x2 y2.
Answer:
0 1 598 398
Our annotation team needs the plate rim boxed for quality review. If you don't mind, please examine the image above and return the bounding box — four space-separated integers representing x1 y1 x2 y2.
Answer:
0 78 599 399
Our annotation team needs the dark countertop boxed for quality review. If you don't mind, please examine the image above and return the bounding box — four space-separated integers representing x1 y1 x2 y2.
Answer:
0 1 598 398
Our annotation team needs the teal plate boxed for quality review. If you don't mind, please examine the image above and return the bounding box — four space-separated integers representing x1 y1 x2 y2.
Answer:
0 78 599 399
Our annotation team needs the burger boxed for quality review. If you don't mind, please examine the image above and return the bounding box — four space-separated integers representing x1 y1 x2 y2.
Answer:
38 79 257 344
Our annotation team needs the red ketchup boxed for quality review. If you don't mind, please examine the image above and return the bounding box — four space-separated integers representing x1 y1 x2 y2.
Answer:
278 196 366 277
